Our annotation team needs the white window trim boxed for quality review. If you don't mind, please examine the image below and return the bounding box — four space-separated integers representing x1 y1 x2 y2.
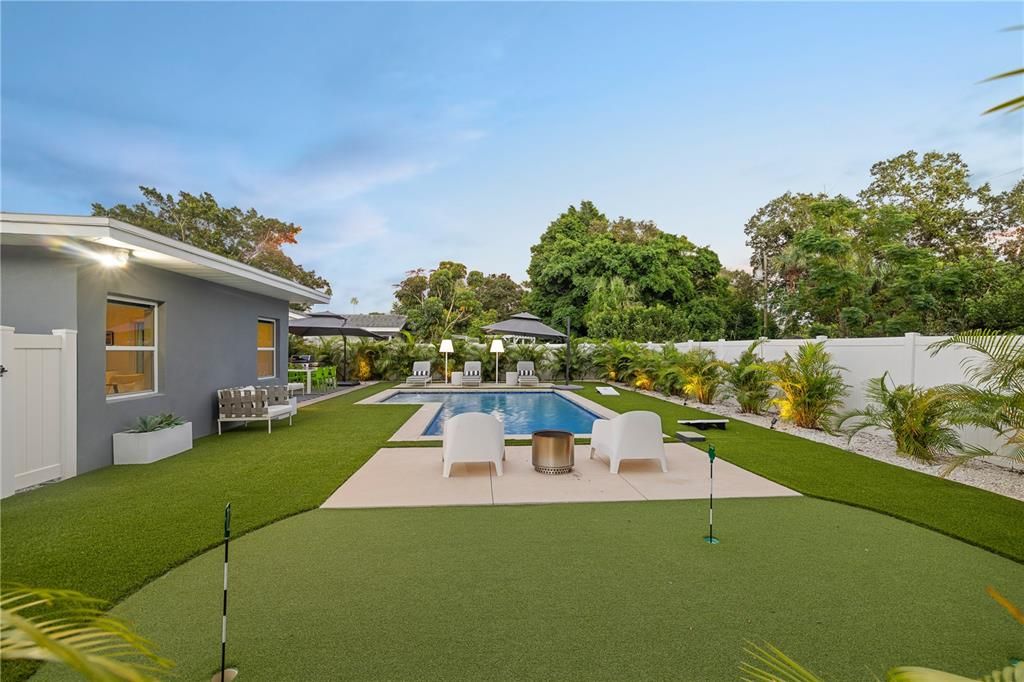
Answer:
257 318 277 379
106 295 158 400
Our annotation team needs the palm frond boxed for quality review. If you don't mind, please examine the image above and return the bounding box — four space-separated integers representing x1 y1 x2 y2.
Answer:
887 662 1022 681
1 585 172 681
739 641 824 682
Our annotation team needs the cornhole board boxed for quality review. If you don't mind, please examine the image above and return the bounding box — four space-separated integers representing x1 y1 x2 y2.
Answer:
596 387 620 396
675 431 707 443
677 419 728 430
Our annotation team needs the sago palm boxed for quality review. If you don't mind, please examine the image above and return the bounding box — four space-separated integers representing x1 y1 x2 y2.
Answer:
837 373 962 463
771 341 848 430
928 331 1024 474
1 586 172 681
723 341 773 414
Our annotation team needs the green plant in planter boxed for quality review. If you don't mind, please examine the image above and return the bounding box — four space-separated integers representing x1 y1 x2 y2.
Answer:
723 341 773 414
837 372 961 463
770 341 848 431
127 414 185 433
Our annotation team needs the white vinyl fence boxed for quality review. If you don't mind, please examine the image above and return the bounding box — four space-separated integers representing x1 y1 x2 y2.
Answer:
0 326 78 497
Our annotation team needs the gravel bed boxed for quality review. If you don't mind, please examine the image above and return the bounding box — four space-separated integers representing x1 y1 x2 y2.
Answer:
614 384 1024 502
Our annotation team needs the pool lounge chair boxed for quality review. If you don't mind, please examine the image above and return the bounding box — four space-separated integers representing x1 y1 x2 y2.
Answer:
590 410 668 474
406 361 432 387
462 361 482 387
442 412 505 477
516 361 539 387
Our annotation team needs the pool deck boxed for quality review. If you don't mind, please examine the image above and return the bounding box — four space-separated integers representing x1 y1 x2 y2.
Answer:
359 387 618 441
321 443 798 509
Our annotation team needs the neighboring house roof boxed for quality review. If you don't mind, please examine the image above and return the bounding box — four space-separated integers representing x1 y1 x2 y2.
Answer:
342 314 407 331
0 212 330 306
482 312 567 340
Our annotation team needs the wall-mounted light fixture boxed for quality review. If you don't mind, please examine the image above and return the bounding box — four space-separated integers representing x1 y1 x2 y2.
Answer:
95 248 131 268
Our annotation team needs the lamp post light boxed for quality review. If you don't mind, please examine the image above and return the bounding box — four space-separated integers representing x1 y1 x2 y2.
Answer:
489 338 504 384
439 339 454 384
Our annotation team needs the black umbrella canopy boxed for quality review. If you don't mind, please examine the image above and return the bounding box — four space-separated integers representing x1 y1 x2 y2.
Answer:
481 312 567 341
288 311 384 339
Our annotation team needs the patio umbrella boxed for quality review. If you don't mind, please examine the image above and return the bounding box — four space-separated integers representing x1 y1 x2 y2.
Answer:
288 311 384 385
481 312 567 341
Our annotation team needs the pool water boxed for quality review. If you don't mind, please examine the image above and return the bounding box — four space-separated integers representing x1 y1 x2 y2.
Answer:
383 391 600 436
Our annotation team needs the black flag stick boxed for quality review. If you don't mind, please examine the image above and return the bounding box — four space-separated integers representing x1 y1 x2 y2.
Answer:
704 445 720 544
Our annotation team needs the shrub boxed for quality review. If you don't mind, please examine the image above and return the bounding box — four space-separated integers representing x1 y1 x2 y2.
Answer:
678 348 726 404
127 414 185 433
837 373 962 462
770 341 848 430
723 341 773 414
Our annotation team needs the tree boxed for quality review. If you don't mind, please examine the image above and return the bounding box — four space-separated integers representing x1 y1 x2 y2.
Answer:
350 297 359 311
92 187 331 308
392 261 526 341
527 201 734 339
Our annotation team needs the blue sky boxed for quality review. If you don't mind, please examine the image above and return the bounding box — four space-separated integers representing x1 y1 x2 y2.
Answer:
3 2 1021 313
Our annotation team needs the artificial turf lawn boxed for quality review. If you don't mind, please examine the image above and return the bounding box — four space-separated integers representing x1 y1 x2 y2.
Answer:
4 379 1024 679
0 382 416 604
578 384 1024 563
32 499 1024 682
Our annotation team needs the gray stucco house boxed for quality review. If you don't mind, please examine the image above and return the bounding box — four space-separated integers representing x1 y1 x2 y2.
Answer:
0 212 330 490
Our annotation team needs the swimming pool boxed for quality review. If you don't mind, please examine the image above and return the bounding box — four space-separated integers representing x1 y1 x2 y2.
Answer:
382 391 601 436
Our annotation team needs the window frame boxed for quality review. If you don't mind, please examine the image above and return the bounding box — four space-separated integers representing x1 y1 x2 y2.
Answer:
105 295 159 401
257 318 278 380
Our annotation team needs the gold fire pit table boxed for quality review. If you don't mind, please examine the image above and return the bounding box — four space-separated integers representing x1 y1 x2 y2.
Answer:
531 430 575 474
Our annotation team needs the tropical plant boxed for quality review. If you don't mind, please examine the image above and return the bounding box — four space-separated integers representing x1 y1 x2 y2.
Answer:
126 414 184 433
770 342 848 430
928 331 1024 474
542 342 595 382
502 343 551 376
591 340 642 382
1 585 172 681
836 373 962 463
678 348 726 404
981 25 1023 115
741 587 1023 681
723 341 773 414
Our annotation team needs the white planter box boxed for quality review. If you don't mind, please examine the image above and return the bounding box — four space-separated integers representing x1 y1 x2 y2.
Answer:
113 422 193 465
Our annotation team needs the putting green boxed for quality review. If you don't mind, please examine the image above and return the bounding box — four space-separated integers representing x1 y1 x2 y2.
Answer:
36 498 1023 681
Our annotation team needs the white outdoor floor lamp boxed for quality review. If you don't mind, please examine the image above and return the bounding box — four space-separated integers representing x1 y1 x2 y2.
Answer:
490 338 504 383
439 339 454 384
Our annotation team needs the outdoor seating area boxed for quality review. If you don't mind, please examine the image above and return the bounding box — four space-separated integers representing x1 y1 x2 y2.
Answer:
216 385 296 434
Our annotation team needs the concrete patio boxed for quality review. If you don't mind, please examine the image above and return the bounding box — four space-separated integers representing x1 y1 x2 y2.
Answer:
322 442 798 508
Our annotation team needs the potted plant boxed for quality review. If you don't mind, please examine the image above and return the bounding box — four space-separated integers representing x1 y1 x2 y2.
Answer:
113 413 193 465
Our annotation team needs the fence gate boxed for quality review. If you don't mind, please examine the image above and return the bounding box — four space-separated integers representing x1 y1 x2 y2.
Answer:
0 327 77 497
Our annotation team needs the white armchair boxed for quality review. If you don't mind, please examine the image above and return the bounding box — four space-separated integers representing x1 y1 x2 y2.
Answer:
590 410 668 474
442 412 505 477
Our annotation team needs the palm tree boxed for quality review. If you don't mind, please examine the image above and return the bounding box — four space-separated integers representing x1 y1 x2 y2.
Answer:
349 296 359 312
678 348 727 404
723 341 773 414
770 341 848 430
928 331 1024 474
836 373 962 463
1 586 172 681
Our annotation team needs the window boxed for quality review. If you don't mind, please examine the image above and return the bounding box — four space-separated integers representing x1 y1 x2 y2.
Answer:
106 298 157 397
257 319 277 379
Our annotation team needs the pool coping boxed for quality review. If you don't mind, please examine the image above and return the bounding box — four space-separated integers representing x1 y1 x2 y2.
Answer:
358 387 620 442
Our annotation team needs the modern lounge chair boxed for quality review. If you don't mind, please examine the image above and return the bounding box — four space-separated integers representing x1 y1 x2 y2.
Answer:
590 410 668 474
516 361 540 387
442 412 505 477
462 361 482 387
406 361 432 387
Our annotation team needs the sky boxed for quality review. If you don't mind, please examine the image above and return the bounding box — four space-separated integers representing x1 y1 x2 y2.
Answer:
2 2 1022 313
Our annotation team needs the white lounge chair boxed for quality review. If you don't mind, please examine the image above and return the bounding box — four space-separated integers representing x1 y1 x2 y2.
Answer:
516 361 540 387
590 410 668 474
442 412 505 477
406 361 432 387
462 361 482 387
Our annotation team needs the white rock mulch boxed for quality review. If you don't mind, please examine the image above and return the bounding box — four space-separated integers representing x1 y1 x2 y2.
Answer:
613 384 1024 502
